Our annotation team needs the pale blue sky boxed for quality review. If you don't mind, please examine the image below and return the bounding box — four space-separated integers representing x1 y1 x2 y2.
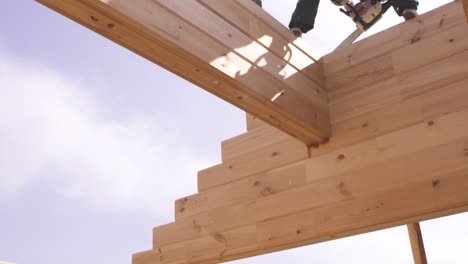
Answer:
1 1 467 264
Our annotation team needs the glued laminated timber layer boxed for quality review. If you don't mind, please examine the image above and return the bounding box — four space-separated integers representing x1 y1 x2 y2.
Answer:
36 0 468 263
35 0 330 146
144 2 468 263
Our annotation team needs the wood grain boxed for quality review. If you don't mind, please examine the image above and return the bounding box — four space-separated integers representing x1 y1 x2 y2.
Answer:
36 0 330 145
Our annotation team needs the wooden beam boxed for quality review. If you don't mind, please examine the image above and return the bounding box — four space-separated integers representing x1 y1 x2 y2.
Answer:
199 51 468 192
169 108 468 222
246 112 267 131
143 109 468 264
464 0 468 21
35 0 330 145
407 223 428 264
322 0 465 76
197 134 308 192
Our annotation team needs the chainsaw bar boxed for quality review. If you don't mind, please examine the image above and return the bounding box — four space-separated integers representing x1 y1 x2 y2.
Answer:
334 28 362 51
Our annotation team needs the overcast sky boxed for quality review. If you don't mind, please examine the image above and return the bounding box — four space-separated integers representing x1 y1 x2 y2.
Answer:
1 0 467 263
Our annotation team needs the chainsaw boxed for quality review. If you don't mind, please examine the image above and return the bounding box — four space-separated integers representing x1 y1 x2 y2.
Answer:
332 0 394 50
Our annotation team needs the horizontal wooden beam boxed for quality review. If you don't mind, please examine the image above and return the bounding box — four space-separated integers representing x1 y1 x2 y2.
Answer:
322 0 466 77
407 223 428 264
196 126 308 193
141 109 468 264
35 0 330 145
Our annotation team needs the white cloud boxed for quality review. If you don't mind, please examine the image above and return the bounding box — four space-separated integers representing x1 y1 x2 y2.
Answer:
0 53 211 218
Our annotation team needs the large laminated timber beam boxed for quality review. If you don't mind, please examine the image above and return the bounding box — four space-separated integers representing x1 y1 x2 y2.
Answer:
133 2 468 263
35 0 330 145
137 110 468 264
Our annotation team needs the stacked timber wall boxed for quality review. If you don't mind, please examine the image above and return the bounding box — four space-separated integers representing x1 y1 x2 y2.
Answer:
134 1 468 263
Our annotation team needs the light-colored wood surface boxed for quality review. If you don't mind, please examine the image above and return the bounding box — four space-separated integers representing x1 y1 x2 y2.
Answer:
150 4 468 261
246 113 267 131
326 21 468 102
36 0 468 263
315 52 468 156
145 138 468 263
313 18 468 155
407 223 428 264
322 0 465 76
36 0 330 145
187 106 468 220
221 124 301 162
329 51 468 124
178 163 306 220
155 110 468 249
140 2 468 262
197 136 308 192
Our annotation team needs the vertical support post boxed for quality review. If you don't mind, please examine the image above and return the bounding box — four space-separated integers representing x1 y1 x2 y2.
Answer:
407 223 428 264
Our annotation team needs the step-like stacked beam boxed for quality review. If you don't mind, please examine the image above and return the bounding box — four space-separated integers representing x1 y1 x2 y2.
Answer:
35 0 468 263
138 110 468 264
134 2 468 263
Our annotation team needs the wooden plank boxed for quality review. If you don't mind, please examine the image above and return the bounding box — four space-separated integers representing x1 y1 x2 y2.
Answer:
392 23 468 74
192 106 468 220
255 167 468 252
221 124 301 162
198 136 308 192
145 122 468 263
330 50 468 124
151 0 327 106
241 32 468 163
156 151 468 263
314 56 468 156
407 223 428 264
326 22 468 101
155 110 468 248
326 53 394 100
322 0 465 76
36 0 330 145
325 2 466 100
246 113 267 131
176 163 305 220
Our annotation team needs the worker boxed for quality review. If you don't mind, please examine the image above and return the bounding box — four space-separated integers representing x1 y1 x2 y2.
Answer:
289 0 420 37
252 0 262 7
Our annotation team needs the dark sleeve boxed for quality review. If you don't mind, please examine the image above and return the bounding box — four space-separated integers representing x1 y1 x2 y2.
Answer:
392 0 419 15
289 0 321 33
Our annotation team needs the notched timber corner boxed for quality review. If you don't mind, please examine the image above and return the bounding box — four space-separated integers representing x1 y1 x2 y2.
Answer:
36 0 468 263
